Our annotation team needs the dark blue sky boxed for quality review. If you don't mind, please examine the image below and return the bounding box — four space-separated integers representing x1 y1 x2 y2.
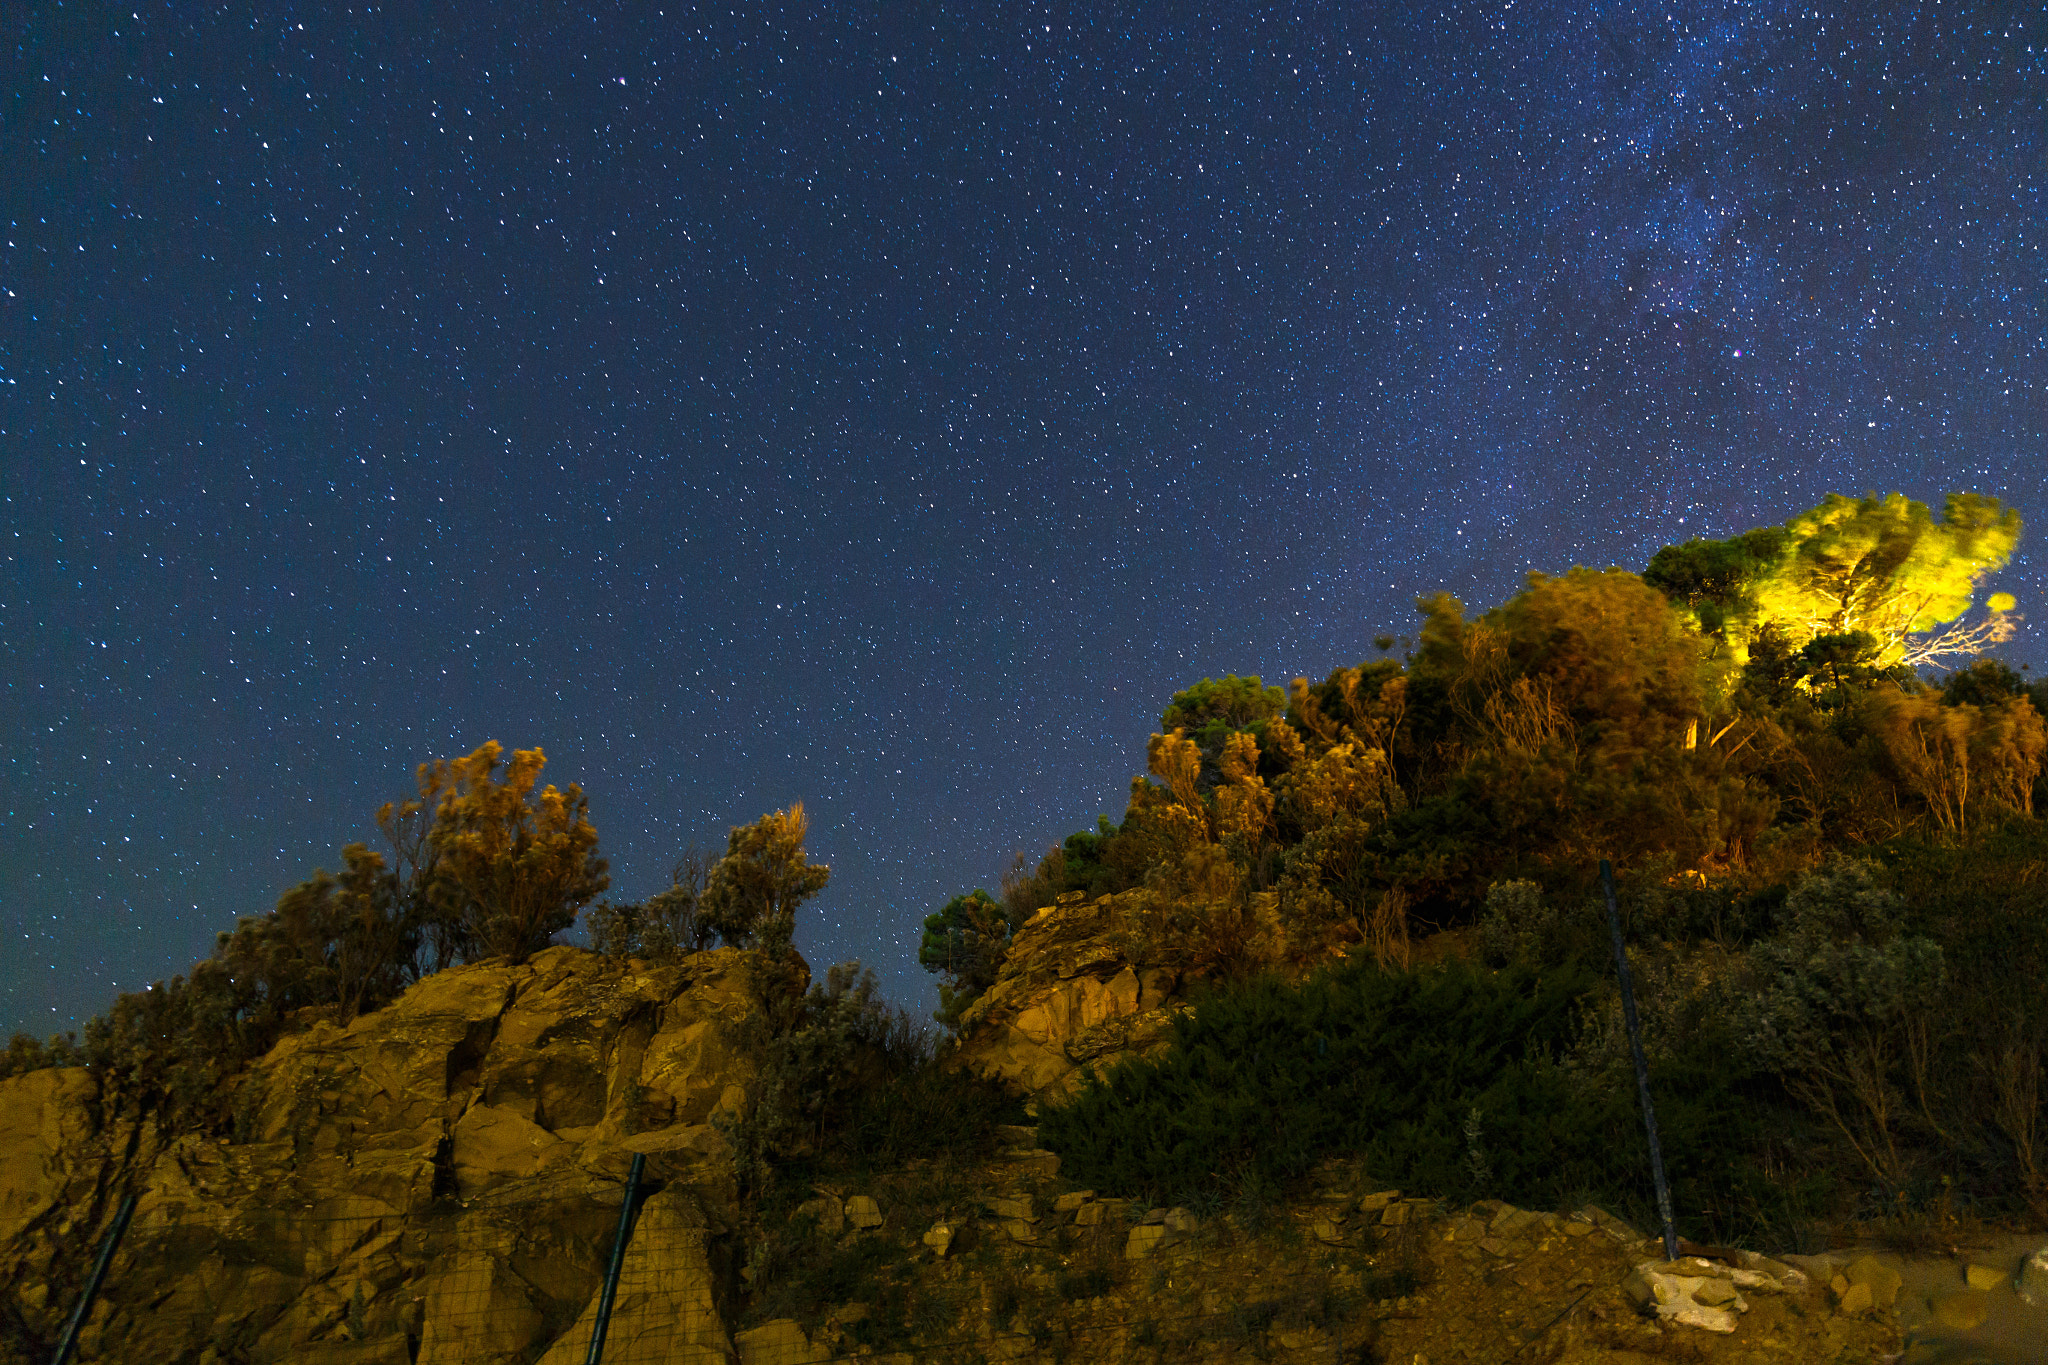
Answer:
5 1 2042 1036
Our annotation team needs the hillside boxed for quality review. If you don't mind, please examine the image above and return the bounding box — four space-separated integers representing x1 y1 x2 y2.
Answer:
7 489 2048 1363
0 938 1938 1365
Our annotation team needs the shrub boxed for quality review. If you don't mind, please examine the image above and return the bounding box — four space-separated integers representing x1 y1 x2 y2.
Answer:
588 850 712 961
1037 957 1773 1238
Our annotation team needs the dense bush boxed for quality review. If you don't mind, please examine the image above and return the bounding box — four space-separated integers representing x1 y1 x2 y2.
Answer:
719 961 1023 1195
1036 957 1778 1237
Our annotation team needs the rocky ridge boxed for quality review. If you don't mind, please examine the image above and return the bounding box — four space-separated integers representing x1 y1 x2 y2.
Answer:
2 946 767 1363
950 890 1187 1101
6 939 2044 1364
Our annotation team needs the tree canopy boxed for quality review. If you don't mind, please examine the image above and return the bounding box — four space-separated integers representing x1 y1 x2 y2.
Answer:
699 802 831 952
1646 491 2021 674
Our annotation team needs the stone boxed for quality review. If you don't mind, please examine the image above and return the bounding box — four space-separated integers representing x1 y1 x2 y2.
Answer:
922 1222 955 1258
735 1318 829 1365
951 890 1185 1098
1844 1255 1902 1310
1126 1223 1171 1260
1356 1189 1401 1212
1052 1190 1095 1213
2019 1245 2048 1306
987 1195 1035 1222
1313 1215 1345 1244
0 946 777 1365
1835 1280 1874 1316
1668 1304 1741 1334
998 1148 1061 1178
1932 1290 1991 1331
1002 1219 1039 1244
1073 1202 1105 1227
1163 1207 1199 1235
1379 1201 1411 1226
793 1196 844 1237
1693 1277 1740 1307
1626 1261 1750 1332
1964 1262 2009 1291
844 1194 883 1230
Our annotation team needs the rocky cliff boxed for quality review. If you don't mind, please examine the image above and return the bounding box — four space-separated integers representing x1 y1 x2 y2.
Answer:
1 946 768 1363
949 891 1187 1102
7 940 2037 1365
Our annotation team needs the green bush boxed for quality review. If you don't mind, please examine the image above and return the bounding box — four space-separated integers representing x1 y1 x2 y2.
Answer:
1037 958 1778 1238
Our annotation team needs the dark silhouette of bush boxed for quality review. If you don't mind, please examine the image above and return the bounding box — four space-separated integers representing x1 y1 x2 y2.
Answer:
1036 957 1775 1239
587 850 714 961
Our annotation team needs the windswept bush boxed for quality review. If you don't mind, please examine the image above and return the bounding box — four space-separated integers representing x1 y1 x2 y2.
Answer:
587 850 713 962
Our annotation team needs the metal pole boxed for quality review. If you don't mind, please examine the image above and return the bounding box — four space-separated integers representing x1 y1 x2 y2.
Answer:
584 1151 645 1365
1600 860 1680 1262
51 1191 137 1365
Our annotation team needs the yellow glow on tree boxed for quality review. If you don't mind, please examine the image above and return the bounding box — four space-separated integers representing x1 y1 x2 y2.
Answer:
1649 492 2021 671
698 802 831 951
400 741 609 963
1212 730 1275 847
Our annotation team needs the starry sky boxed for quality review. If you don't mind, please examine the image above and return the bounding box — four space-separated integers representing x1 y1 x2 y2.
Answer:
5 1 2043 1038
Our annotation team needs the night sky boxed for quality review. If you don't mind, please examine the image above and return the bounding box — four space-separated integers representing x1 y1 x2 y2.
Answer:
6 2 2043 1038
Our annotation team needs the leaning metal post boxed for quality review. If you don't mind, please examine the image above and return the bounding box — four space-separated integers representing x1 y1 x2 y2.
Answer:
585 1151 646 1365
51 1191 137 1365
1601 859 1681 1261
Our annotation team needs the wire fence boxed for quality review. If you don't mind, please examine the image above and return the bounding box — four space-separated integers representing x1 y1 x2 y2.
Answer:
16 1155 1664 1365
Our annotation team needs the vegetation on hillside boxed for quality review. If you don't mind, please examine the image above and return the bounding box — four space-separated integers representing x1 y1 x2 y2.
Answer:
7 487 2043 1249
974 490 2042 1241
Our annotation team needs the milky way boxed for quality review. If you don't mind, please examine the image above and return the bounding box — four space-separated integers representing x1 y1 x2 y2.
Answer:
5 2 2041 1034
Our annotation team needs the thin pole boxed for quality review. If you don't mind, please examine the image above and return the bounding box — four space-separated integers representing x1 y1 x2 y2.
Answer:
584 1151 645 1365
51 1191 137 1365
1600 860 1680 1262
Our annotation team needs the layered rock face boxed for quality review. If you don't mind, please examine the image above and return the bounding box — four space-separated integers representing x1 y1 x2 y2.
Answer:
0 946 771 1364
950 891 1185 1100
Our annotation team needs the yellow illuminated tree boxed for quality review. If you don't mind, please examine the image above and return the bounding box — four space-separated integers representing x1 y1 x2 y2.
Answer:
1648 492 2021 672
385 741 609 964
699 803 831 952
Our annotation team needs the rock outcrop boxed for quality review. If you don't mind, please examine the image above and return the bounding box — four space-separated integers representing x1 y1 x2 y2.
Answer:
950 891 1186 1099
0 946 775 1364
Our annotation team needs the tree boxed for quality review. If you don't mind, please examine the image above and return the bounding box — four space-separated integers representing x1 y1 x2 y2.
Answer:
393 741 609 964
919 889 1012 1029
1647 492 2022 672
215 843 413 1023
699 802 830 951
587 849 714 962
1161 675 1287 742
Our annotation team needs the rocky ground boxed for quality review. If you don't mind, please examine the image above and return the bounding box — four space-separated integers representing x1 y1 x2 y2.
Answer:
724 1136 1920 1365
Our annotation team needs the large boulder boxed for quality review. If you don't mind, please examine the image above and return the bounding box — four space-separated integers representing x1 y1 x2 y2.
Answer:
951 891 1187 1099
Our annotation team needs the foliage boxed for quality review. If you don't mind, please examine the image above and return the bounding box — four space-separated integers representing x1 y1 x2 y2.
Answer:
390 742 609 964
1160 674 1288 776
587 850 713 962
214 842 414 1023
720 961 1022 1195
1737 860 1948 1189
918 889 1013 1030
1036 958 1769 1238
700 803 831 952
1648 491 2021 672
